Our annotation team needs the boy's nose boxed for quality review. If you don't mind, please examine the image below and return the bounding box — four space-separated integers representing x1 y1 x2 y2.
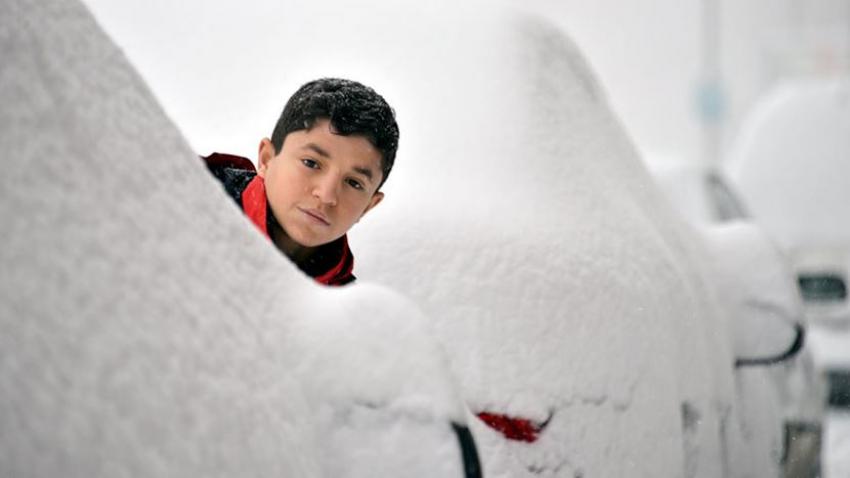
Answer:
312 175 339 206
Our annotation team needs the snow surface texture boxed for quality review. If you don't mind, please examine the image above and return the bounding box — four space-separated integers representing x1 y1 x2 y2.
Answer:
0 1 469 477
725 78 850 251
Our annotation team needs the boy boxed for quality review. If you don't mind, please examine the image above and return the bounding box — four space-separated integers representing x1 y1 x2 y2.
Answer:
205 78 399 286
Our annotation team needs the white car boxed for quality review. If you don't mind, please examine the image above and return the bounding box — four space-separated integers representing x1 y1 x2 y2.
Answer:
725 78 850 332
648 158 827 477
724 77 850 478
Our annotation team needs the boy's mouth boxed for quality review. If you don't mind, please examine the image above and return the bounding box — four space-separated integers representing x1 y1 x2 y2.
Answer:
299 207 330 226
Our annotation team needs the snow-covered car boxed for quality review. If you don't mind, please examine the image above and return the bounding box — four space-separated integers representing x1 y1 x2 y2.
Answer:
72 0 806 476
724 77 850 477
648 158 827 477
344 7 768 472
725 78 850 332
702 225 824 478
0 2 482 477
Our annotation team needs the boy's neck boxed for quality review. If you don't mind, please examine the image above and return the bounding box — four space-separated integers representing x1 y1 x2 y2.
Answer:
269 222 317 266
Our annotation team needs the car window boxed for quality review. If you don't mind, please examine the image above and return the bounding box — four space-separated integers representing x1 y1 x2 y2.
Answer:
706 172 749 222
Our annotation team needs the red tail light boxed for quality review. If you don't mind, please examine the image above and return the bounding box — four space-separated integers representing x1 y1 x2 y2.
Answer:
476 412 549 443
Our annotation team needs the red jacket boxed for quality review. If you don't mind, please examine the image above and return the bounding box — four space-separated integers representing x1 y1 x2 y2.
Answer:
204 153 355 286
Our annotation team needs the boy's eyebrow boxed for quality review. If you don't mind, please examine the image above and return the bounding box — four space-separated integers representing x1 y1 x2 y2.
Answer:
303 142 376 183
303 143 331 158
353 166 374 183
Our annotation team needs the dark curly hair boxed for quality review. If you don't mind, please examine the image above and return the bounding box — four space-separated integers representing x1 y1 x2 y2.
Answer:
270 78 399 188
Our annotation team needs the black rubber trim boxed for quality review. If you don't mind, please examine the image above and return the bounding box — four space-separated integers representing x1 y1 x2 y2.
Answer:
735 322 805 368
452 423 483 478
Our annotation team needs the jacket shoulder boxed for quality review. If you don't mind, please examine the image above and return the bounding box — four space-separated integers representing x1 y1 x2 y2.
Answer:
202 153 257 206
203 153 256 174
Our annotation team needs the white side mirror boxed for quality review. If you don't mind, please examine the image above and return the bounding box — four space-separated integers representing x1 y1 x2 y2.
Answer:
732 300 805 367
700 223 807 368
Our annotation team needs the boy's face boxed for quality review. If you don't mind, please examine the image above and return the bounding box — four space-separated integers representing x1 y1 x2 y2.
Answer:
257 119 384 249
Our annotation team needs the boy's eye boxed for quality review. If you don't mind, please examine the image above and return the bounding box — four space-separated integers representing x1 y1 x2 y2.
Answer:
301 158 319 169
346 178 364 190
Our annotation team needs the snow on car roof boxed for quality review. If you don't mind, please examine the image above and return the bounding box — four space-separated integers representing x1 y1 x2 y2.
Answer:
725 78 850 250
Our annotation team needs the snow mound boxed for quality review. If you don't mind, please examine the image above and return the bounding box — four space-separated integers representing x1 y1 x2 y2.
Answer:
0 1 468 476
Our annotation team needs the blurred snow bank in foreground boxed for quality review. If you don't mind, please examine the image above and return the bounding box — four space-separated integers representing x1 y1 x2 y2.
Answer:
0 1 474 476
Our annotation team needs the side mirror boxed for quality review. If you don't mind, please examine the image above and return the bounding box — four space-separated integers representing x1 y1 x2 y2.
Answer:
734 299 806 368
319 410 482 477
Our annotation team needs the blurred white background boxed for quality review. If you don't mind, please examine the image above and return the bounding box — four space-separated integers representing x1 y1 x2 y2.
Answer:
525 0 850 166
81 0 850 167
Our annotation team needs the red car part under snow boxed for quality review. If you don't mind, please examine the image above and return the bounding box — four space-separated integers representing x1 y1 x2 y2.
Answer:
476 412 550 443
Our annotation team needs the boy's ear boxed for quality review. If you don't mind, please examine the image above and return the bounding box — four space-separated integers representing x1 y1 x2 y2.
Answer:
359 191 384 221
256 138 276 178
